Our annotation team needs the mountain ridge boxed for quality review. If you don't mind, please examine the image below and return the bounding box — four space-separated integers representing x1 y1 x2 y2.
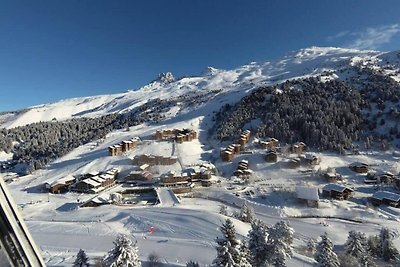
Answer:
0 46 398 129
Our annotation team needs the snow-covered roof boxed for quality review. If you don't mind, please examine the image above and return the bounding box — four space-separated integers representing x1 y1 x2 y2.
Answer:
90 176 105 184
88 171 100 176
99 173 114 180
139 164 150 170
82 178 101 187
371 191 400 202
322 183 353 193
296 186 319 201
305 153 317 160
50 175 75 186
349 162 368 167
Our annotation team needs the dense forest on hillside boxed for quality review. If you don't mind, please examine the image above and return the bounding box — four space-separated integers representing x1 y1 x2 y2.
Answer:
0 90 220 173
212 72 400 151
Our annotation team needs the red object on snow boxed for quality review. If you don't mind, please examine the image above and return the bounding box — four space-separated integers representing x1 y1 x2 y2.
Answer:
149 226 155 234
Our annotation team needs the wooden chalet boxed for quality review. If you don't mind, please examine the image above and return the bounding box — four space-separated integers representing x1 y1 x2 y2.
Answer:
370 191 400 207
349 162 369 173
233 159 252 178
322 184 353 200
239 130 251 146
108 137 139 156
155 128 197 143
364 170 395 184
304 153 320 166
220 150 233 162
291 142 306 154
324 172 343 182
288 158 301 169
159 171 189 187
124 170 153 182
260 138 279 150
220 144 241 162
74 178 102 193
73 172 116 194
46 175 76 194
108 145 122 156
265 150 278 163
296 186 319 207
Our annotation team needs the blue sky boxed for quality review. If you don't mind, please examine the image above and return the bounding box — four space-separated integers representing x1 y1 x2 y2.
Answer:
1 0 400 111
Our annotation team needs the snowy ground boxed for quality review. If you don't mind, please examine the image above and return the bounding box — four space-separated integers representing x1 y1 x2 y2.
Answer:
4 114 400 266
2 46 400 265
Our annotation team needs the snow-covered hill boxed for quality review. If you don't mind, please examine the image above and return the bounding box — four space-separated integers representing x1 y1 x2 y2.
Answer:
3 46 400 266
1 46 398 129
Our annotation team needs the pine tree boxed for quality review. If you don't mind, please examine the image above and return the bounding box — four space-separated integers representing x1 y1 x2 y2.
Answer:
248 220 269 267
267 221 294 267
73 249 89 267
212 219 241 267
315 233 340 267
103 234 141 267
238 240 252 267
367 235 380 257
238 202 254 223
186 260 200 267
219 205 228 216
379 227 399 262
305 238 317 257
344 230 367 259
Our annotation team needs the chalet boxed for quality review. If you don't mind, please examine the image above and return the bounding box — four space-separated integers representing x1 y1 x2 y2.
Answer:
105 168 119 179
221 149 234 162
239 130 251 146
322 184 353 200
139 164 150 171
74 178 103 193
291 142 306 154
46 175 76 194
349 162 369 173
238 159 249 170
370 191 400 207
159 171 189 187
155 128 197 142
108 137 139 156
296 186 319 207
324 172 343 182
265 150 278 163
233 159 252 178
304 154 320 166
232 144 241 154
124 170 153 182
185 166 212 182
365 170 395 184
260 138 279 149
72 171 116 193
98 173 117 188
81 195 111 208
288 158 301 169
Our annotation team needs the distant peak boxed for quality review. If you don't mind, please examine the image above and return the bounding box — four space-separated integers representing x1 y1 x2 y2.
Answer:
287 46 372 59
202 66 219 76
155 72 175 83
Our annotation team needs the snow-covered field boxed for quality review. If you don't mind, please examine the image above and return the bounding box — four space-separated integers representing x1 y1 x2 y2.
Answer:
2 46 400 266
4 114 399 266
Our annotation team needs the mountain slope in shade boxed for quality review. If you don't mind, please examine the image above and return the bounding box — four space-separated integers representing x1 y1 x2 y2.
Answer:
1 46 399 129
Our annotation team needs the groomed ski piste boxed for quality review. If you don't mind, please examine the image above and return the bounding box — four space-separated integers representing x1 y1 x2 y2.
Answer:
2 47 400 266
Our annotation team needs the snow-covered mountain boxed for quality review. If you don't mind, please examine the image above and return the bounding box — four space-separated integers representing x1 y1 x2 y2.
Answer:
3 46 400 266
1 46 399 129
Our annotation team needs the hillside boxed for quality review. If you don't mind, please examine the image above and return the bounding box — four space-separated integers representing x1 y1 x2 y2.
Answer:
2 46 400 266
1 47 393 130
